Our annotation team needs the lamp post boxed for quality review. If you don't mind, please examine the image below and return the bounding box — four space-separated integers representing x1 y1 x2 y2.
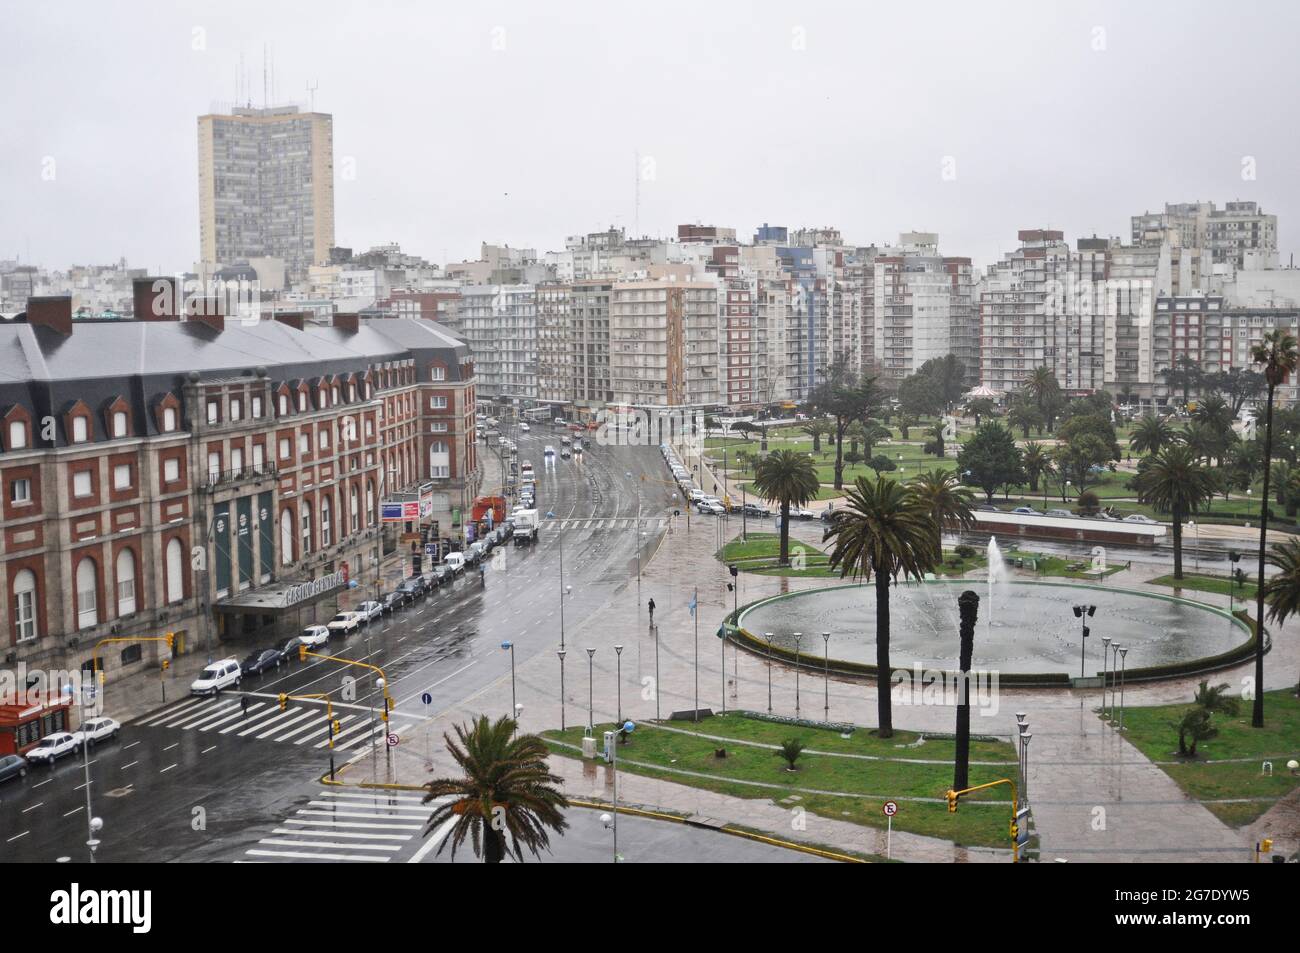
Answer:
821 631 831 722
1072 603 1096 679
1117 646 1129 732
1228 549 1241 619
1014 711 1027 794
602 719 635 863
1188 520 1200 574
614 644 624 724
557 649 566 731
765 631 774 713
793 632 803 717
585 647 596 736
1020 731 1032 805
501 641 516 723
652 618 661 721
1101 636 1112 719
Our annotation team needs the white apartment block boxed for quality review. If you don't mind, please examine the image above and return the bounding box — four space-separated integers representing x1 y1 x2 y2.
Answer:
609 279 719 407
458 285 538 400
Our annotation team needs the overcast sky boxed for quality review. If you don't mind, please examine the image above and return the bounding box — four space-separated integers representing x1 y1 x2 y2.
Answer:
5 0 1299 273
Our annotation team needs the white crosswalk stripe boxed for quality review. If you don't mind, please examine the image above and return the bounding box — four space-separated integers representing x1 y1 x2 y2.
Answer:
245 787 450 863
131 697 383 748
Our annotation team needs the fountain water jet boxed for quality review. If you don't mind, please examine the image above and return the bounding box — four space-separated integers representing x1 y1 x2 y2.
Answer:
987 536 1007 634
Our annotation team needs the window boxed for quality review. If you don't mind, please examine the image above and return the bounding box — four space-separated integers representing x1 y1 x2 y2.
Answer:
429 396 447 410
279 437 290 460
430 441 450 479
10 477 31 504
429 421 448 432
113 464 131 490
162 407 178 432
163 458 180 483
13 569 37 641
364 419 373 438
230 398 242 422
207 452 221 482
299 433 310 454
251 396 262 419
278 508 296 565
320 428 331 450
231 447 243 474
301 501 313 555
116 548 136 616
76 558 98 629
366 481 374 520
8 419 27 449
298 392 307 412
73 471 92 498
321 496 332 546
72 416 89 443
112 411 128 438
252 443 264 473
431 365 446 381
165 538 183 604
279 394 289 416
206 401 219 424
331 386 339 405
350 485 359 533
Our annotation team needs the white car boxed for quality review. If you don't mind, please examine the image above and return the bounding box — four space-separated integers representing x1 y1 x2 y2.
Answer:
73 716 121 747
190 658 242 696
327 612 363 635
1123 514 1159 525
299 625 330 648
520 423 530 432
25 732 80 765
355 601 384 623
697 500 726 516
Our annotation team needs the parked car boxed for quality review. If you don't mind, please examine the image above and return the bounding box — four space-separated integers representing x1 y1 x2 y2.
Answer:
519 422 530 432
0 753 29 783
240 647 285 676
277 635 305 660
299 624 330 648
397 577 427 600
420 571 443 590
25 732 80 766
355 601 384 623
381 590 408 614
697 500 726 516
1123 514 1159 524
431 564 455 584
190 658 242 696
741 503 770 517
1010 506 1039 515
72 716 121 747
975 504 1000 513
789 508 816 520
1045 509 1076 519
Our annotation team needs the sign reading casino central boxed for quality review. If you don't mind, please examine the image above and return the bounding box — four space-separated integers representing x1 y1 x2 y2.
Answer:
283 569 348 609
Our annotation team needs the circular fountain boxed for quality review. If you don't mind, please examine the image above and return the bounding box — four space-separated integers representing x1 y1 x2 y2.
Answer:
735 537 1254 684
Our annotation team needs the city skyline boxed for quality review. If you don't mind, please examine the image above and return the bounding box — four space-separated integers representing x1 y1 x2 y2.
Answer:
5 1 1300 273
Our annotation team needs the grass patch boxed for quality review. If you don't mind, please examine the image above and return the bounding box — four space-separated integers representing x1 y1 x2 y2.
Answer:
1004 549 1125 580
1149 573 1259 601
543 716 1020 848
1110 688 1300 826
722 534 983 578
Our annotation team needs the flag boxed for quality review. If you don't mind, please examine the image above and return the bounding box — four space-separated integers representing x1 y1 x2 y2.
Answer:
688 594 697 617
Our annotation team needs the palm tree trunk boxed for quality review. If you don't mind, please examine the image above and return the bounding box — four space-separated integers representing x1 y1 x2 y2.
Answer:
834 424 845 489
779 501 791 565
1172 507 1183 580
485 828 506 863
875 568 893 738
953 591 978 791
1253 382 1275 729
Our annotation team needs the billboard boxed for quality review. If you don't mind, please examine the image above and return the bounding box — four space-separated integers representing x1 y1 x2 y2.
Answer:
381 501 419 522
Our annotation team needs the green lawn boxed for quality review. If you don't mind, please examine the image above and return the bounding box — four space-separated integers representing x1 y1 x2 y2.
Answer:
720 533 984 578
543 716 1021 848
1149 573 1259 601
1110 688 1300 826
1004 549 1125 579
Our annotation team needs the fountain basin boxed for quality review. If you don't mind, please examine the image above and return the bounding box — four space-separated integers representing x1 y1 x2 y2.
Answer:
734 580 1255 685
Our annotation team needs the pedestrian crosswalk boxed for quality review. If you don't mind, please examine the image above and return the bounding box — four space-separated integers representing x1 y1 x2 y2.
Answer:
238 788 456 863
134 696 413 752
550 517 670 530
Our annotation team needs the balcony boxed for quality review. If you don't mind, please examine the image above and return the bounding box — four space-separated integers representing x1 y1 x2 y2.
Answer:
202 465 279 492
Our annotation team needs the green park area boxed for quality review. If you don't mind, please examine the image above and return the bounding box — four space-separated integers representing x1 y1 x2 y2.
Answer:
543 714 1021 848
1149 572 1260 601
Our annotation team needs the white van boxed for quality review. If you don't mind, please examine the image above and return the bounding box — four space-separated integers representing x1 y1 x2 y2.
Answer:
190 658 242 696
444 551 466 574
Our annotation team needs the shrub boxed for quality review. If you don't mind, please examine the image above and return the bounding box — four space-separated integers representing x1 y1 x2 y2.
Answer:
775 738 805 770
954 544 977 559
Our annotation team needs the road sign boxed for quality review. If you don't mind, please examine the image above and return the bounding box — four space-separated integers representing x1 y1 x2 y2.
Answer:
421 692 433 706
883 800 898 817
386 732 400 748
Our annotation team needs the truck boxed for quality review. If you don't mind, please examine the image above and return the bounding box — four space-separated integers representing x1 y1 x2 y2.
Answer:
512 508 540 546
471 495 507 526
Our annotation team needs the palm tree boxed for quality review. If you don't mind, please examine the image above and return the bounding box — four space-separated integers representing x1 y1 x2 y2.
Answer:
897 414 918 441
753 449 820 566
801 420 827 454
1129 413 1174 456
1133 445 1216 580
1021 441 1054 496
422 715 569 863
824 477 937 737
1262 537 1300 695
1192 394 1234 442
1251 328 1300 727
1180 421 1222 465
908 468 975 558
1024 366 1057 432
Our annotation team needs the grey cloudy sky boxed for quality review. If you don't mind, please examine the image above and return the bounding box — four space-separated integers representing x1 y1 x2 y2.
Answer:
5 0 1299 273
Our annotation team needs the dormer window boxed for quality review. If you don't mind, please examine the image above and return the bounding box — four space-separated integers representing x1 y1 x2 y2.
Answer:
72 416 89 443
112 411 128 438
298 392 307 413
163 407 178 432
8 419 27 450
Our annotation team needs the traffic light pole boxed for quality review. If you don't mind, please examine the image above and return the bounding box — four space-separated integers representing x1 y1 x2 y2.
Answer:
945 777 1023 863
278 691 339 779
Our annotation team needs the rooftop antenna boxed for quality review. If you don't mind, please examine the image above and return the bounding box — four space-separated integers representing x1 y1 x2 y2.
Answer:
262 43 268 108
307 80 318 112
634 150 640 239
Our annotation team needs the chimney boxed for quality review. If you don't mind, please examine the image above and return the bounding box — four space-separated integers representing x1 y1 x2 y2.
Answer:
185 295 225 332
26 296 73 335
274 312 305 331
133 277 179 320
333 312 359 333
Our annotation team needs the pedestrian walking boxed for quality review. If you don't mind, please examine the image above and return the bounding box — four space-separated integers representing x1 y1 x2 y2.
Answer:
647 597 656 627
241 695 250 718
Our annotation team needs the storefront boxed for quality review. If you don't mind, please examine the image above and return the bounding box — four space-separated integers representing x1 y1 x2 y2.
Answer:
213 567 351 646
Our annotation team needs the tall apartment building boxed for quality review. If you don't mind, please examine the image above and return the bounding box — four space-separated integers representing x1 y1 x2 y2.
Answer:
568 280 614 410
197 105 335 280
1132 201 1277 270
457 285 538 401
536 283 571 405
0 290 477 685
609 279 719 407
980 230 1072 395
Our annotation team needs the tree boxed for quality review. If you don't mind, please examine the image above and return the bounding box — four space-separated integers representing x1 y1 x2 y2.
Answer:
917 354 967 410
1192 679 1240 717
753 449 821 566
775 738 805 771
731 420 761 442
898 372 944 419
1021 441 1054 495
1007 397 1040 439
824 477 937 737
1130 413 1175 456
422 715 569 863
1251 328 1299 728
1133 444 1217 580
897 414 918 441
801 420 826 454
1192 393 1234 443
844 450 863 468
957 423 1024 503
908 468 975 558
869 454 897 474
1262 538 1300 693
811 363 882 490
1023 366 1061 432
966 398 997 427
1160 355 1203 407
1204 367 1265 416
1175 707 1217 758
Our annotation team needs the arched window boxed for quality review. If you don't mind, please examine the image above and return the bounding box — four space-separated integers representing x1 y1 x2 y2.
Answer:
13 569 37 641
8 419 28 449
76 557 98 630
365 480 375 521
350 485 360 533
115 548 137 616
320 496 332 547
162 407 177 432
301 500 313 556
165 538 184 604
112 411 128 438
280 508 294 566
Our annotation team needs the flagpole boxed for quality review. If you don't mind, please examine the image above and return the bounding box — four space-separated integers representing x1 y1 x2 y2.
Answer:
693 586 699 722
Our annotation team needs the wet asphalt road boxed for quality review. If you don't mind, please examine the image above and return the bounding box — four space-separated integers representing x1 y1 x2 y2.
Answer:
0 430 687 863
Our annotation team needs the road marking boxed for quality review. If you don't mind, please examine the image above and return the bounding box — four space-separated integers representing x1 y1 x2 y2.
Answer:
121 761 138 770
201 745 217 754
284 818 422 830
258 837 403 852
408 817 456 863
255 709 314 740
6 831 28 843
163 743 179 752
134 698 204 726
306 799 429 814
33 778 52 788
322 790 426 805
272 827 411 841
63 807 84 817
199 703 266 732
245 848 389 862
315 716 376 749
296 809 422 822
293 714 356 745
160 763 177 773
236 707 301 737
21 802 43 813
123 741 141 750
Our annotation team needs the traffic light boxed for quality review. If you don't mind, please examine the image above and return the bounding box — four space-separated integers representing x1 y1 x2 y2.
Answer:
331 719 341 737
298 645 307 662
1009 820 1019 841
98 669 106 685
161 659 170 672
278 693 288 711
165 632 175 653
729 564 738 578
946 790 959 813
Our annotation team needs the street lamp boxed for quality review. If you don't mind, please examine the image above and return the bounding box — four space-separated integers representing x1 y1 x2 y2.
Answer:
585 647 596 736
1188 520 1200 574
822 631 831 722
1020 732 1032 805
1117 646 1129 732
1101 636 1112 720
765 631 774 713
1072 604 1096 679
501 641 516 723
793 632 803 717
614 644 624 724
557 649 567 731
604 719 635 863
